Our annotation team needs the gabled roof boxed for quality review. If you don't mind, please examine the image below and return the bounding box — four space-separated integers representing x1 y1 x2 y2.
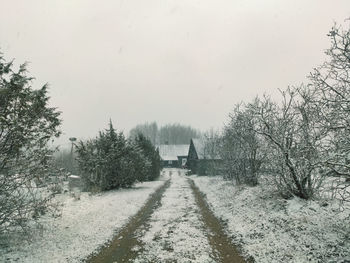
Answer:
157 144 190 161
191 138 221 160
192 138 205 159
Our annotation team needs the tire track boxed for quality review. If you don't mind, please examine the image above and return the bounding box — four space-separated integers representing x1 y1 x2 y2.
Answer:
189 179 247 263
133 170 216 262
85 170 248 263
85 179 170 263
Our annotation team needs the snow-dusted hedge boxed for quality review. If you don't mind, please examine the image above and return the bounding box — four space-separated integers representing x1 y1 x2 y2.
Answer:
75 121 160 191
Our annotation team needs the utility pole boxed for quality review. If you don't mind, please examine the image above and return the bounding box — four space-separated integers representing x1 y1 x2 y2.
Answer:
69 137 77 172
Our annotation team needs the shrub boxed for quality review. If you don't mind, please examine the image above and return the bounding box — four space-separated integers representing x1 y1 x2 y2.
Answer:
75 121 161 192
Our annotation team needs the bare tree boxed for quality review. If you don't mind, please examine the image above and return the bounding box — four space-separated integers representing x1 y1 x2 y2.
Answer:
249 87 326 199
309 22 350 182
202 128 222 176
129 122 201 145
129 122 158 145
221 103 264 186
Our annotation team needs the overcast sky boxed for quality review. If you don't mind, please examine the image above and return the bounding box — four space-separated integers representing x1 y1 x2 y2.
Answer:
0 0 349 147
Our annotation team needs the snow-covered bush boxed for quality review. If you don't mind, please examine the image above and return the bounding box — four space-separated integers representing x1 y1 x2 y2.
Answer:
249 87 326 199
0 54 62 233
75 121 161 192
309 23 350 188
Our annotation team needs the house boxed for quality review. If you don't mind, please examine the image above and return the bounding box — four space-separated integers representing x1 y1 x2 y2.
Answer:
157 144 190 168
187 138 222 175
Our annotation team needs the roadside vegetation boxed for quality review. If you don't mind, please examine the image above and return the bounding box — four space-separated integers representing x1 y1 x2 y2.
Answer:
75 121 161 191
0 53 162 236
205 21 350 202
0 55 62 234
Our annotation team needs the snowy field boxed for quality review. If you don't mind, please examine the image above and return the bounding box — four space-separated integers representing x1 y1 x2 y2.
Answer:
134 169 216 262
0 178 167 263
192 175 350 263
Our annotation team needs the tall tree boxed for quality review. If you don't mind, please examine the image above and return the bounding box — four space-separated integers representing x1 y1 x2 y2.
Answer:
249 87 326 199
129 122 158 145
134 133 161 181
0 54 61 232
309 22 350 181
222 102 264 186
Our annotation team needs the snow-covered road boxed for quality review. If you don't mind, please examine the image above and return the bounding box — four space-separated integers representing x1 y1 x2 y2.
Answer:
88 168 246 263
133 169 216 262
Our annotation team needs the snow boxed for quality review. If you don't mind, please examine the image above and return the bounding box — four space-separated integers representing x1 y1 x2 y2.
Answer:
68 175 80 179
157 144 189 161
0 178 167 263
192 175 350 263
3 169 348 263
134 169 216 262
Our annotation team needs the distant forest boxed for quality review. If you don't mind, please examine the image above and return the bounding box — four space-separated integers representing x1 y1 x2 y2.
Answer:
128 122 201 145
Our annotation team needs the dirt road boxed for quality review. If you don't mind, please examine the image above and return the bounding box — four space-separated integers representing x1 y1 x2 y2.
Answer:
86 169 246 263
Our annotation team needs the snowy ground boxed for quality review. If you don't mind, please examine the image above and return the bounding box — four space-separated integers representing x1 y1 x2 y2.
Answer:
0 178 167 263
192 175 350 263
4 170 347 263
133 169 216 262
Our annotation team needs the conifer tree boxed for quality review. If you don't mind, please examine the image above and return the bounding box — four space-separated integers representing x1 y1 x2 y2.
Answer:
134 133 161 181
75 121 160 191
0 54 61 232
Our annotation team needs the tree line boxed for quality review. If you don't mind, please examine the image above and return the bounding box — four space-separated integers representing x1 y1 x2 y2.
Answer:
129 122 201 145
0 58 162 233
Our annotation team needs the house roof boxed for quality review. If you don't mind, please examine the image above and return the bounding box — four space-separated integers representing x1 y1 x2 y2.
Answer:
192 138 205 159
157 144 190 161
191 138 221 160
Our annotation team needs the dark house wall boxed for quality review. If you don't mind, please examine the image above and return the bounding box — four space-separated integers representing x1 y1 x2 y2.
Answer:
177 155 188 168
161 157 188 168
161 160 179 168
187 139 199 174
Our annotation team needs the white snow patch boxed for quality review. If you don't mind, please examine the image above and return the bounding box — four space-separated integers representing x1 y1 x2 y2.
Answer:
0 179 166 263
68 175 80 179
192 175 350 263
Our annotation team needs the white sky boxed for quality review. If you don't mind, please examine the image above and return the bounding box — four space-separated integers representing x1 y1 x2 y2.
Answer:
0 0 349 147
